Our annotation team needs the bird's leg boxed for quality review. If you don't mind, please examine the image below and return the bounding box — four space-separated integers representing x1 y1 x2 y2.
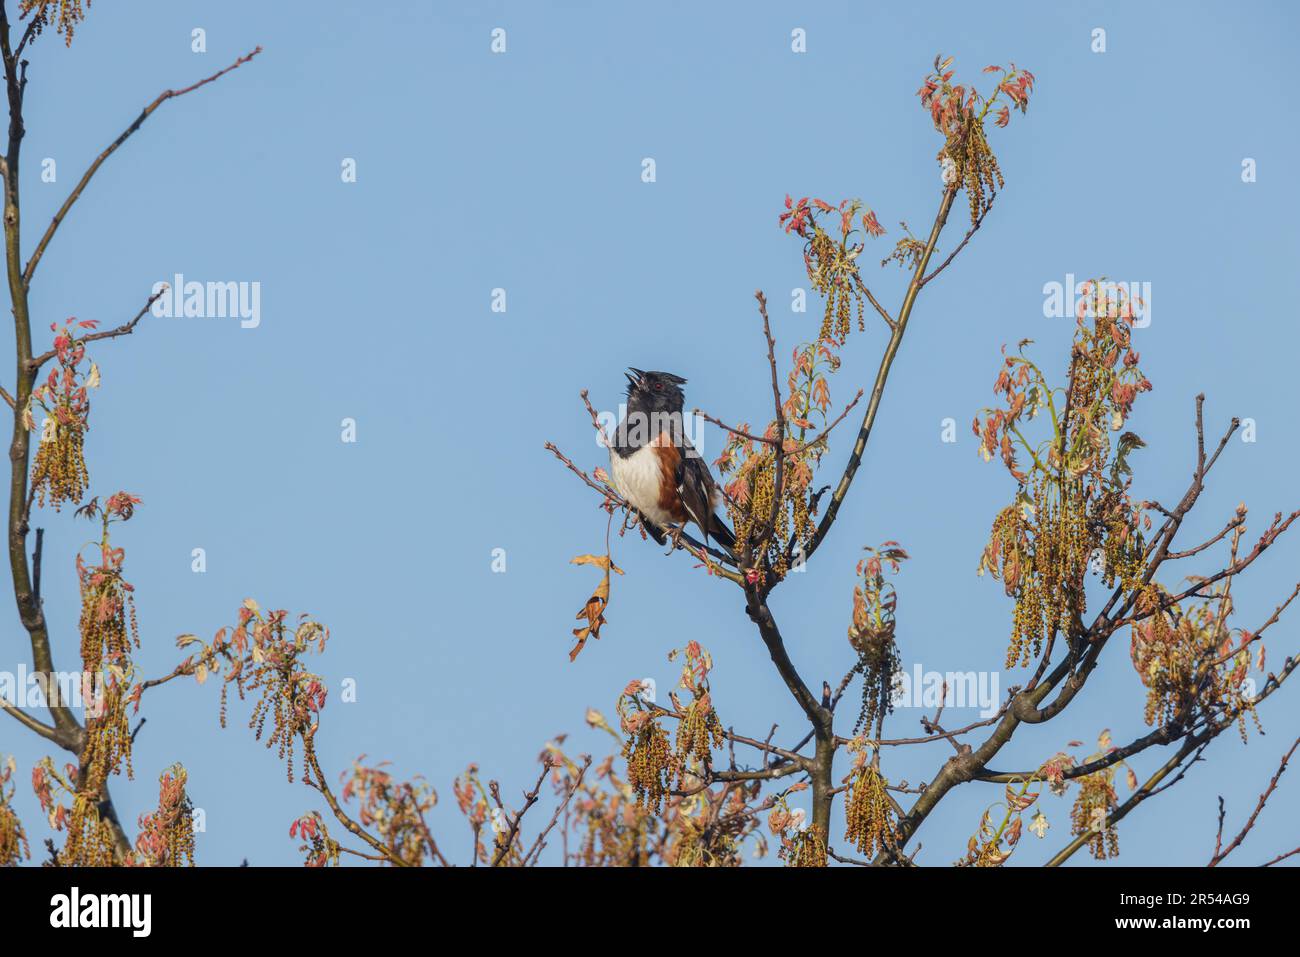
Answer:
665 524 687 555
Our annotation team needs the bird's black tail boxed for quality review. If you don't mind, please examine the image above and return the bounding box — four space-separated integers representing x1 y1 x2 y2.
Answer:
708 514 737 553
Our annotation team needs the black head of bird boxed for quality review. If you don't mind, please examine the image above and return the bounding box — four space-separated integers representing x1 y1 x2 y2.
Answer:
624 368 687 417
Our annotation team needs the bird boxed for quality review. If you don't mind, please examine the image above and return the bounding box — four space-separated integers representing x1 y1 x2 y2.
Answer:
608 368 737 557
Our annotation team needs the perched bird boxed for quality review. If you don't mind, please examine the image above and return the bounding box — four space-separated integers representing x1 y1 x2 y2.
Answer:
608 368 736 556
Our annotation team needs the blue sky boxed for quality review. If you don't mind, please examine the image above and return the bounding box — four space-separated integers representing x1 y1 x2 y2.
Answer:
2 0 1298 866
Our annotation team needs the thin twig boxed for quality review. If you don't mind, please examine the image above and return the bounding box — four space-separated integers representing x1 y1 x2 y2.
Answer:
917 196 993 288
302 732 408 867
0 697 60 742
29 287 167 370
24 49 263 286
1209 734 1300 866
1261 846 1300 867
523 755 591 866
804 185 960 566
491 758 553 867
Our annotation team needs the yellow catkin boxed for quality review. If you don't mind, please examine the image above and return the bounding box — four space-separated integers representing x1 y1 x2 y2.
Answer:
675 700 724 770
623 718 674 814
844 764 895 857
62 793 118 867
780 825 828 867
31 421 89 511
1071 772 1120 860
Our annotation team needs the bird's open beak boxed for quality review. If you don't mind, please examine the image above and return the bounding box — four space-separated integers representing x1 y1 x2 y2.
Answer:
625 368 645 390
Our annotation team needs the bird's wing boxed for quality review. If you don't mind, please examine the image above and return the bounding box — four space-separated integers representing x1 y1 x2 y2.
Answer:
674 453 714 535
674 441 735 551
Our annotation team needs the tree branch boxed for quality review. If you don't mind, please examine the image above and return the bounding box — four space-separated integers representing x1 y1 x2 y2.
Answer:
490 757 552 866
29 287 167 370
0 696 59 742
1208 734 1300 866
803 185 960 565
302 730 409 867
22 47 262 287
917 195 993 288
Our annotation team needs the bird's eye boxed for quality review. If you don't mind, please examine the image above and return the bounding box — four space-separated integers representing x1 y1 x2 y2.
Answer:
654 383 663 391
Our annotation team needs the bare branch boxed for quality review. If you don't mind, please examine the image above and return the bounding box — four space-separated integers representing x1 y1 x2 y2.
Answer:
29 287 167 370
917 194 993 288
851 274 894 329
1262 846 1300 867
785 389 865 459
23 48 263 287
302 730 409 867
1208 734 1300 866
693 409 773 448
744 596 826 734
0 696 59 743
695 388 864 462
804 185 961 565
491 757 552 866
1165 511 1248 561
523 755 590 866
